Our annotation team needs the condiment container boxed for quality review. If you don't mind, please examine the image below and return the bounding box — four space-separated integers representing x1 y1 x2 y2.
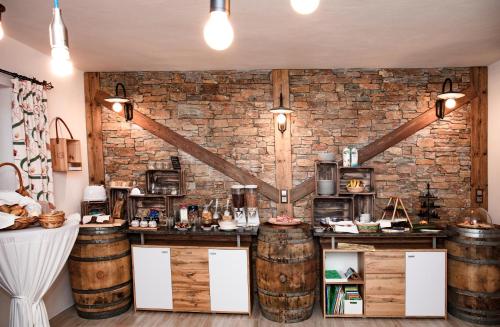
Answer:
179 205 188 222
342 147 351 167
244 185 258 208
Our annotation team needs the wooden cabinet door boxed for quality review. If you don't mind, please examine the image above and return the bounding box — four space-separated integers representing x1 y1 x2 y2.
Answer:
171 248 210 312
365 273 405 316
405 251 446 317
208 249 250 313
132 246 173 310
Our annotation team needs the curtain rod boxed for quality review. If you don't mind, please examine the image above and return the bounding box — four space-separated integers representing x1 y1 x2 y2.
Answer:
0 68 54 90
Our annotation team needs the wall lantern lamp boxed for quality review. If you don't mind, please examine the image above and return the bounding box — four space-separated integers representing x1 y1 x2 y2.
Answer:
435 78 465 119
105 83 133 121
0 4 5 40
270 93 293 134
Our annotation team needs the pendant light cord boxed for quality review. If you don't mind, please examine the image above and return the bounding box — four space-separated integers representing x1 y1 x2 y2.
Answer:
54 0 59 9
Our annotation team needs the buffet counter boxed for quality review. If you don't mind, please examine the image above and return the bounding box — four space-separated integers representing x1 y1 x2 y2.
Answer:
315 230 448 249
127 226 258 247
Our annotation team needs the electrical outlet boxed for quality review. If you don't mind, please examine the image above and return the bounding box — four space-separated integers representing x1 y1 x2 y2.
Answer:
476 189 483 203
280 189 288 203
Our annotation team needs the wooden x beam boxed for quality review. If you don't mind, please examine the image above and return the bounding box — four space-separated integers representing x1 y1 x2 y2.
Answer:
290 85 477 202
94 90 281 202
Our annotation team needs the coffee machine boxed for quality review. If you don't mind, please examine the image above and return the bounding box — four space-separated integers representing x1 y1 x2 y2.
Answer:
231 185 246 227
245 185 259 226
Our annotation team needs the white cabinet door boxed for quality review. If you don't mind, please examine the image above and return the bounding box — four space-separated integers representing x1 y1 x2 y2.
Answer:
208 249 249 313
405 251 446 317
132 246 173 310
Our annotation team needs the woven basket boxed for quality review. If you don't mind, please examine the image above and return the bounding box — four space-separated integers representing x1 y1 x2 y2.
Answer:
0 162 37 230
355 221 380 233
39 211 65 229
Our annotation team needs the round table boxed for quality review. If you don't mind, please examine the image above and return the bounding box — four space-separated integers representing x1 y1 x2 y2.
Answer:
0 215 79 327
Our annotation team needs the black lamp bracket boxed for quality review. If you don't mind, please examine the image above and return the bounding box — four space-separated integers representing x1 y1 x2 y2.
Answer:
442 78 453 93
115 82 127 98
124 102 133 121
435 99 445 119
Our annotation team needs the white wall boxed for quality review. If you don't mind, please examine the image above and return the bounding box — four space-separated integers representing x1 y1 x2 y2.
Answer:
489 60 500 224
0 35 88 323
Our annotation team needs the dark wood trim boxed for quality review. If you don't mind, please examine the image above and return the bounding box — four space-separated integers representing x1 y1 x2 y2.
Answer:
84 72 105 185
470 67 488 209
290 86 478 203
94 91 280 202
272 69 293 215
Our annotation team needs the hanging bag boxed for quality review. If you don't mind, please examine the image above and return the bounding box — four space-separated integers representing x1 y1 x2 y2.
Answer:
50 117 82 172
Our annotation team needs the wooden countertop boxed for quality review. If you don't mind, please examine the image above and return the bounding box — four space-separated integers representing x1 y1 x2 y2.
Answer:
314 230 448 238
127 226 259 236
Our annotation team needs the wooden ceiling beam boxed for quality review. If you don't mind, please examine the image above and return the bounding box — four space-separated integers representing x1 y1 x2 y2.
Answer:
290 85 477 203
95 90 280 202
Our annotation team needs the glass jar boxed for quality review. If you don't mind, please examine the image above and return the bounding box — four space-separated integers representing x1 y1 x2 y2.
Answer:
244 185 258 208
231 185 245 209
188 205 199 226
202 206 213 227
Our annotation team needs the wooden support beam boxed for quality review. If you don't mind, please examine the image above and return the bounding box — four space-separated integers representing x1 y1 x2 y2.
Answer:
94 91 280 202
470 67 488 209
290 86 478 203
84 72 105 185
272 69 293 216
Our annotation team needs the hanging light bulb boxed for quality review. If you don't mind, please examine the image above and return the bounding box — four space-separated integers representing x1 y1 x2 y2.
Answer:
0 4 6 40
291 0 320 15
49 0 73 76
204 0 234 51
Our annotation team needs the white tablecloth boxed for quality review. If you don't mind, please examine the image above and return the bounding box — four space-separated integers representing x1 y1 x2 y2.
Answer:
0 215 79 327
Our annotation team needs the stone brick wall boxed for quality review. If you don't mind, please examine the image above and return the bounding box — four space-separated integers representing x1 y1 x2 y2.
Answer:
100 68 471 222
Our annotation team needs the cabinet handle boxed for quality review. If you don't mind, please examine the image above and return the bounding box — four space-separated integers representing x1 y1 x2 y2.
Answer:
161 251 169 254
408 255 415 258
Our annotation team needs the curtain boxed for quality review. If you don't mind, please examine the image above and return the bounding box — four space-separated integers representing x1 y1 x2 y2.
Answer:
10 79 54 205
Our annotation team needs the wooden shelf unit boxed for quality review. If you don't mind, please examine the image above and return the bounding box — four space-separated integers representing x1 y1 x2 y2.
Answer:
338 167 375 195
322 247 447 319
313 197 354 225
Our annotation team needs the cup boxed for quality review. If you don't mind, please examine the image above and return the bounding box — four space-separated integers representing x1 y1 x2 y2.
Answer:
148 220 157 228
360 213 371 223
140 220 148 228
166 216 175 229
131 219 140 227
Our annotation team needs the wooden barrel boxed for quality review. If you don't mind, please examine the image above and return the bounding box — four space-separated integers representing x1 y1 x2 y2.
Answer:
256 223 316 323
446 225 500 325
68 225 132 319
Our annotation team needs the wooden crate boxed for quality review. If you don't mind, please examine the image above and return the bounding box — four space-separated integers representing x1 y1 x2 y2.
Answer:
146 169 185 195
353 194 375 220
109 187 132 220
338 167 375 195
127 194 170 226
313 197 353 225
315 161 338 196
81 201 109 216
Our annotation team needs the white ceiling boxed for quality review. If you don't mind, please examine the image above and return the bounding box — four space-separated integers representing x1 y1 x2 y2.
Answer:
2 0 500 72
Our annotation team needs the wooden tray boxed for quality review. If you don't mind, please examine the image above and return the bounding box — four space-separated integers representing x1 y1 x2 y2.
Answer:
80 219 126 228
267 217 302 226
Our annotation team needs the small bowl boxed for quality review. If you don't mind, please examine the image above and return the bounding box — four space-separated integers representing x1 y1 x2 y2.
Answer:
314 226 325 233
347 186 365 193
318 152 336 161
